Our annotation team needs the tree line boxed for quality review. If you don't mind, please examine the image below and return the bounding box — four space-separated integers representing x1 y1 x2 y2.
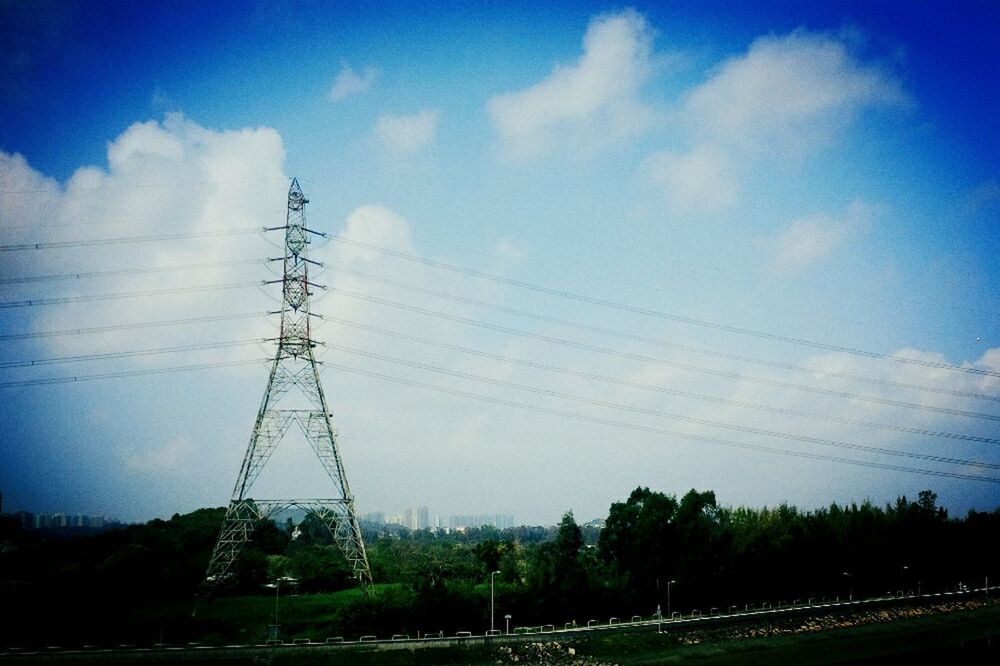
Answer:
1 488 997 645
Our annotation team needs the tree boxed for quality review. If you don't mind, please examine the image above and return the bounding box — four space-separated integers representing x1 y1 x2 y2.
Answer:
528 511 588 619
599 487 679 606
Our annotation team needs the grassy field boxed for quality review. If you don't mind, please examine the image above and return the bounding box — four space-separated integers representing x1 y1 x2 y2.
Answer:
180 583 416 645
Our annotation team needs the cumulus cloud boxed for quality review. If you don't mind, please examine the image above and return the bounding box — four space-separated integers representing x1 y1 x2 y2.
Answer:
374 109 439 154
684 31 907 155
0 152 61 281
649 30 906 213
764 199 876 273
334 205 415 263
1 112 287 360
487 9 657 158
329 62 378 102
644 144 739 215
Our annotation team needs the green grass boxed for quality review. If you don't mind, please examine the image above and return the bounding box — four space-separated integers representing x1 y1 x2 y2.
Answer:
185 583 414 644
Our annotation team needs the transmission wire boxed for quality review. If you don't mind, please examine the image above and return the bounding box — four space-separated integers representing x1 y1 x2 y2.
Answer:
319 361 1000 485
328 287 1000 422
333 265 998 403
323 316 1000 445
327 235 999 379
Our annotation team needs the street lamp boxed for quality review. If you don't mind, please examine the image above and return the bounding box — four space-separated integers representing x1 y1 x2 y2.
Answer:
667 580 677 619
504 614 511 635
490 570 501 633
842 572 853 601
265 576 298 642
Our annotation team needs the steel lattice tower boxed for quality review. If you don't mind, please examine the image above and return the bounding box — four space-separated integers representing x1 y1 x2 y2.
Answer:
197 179 372 604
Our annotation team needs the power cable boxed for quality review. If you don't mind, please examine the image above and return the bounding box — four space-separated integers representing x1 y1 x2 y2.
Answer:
325 343 1000 469
328 287 1000 422
319 361 1000 485
0 175 291 196
0 209 285 232
327 236 999 379
0 227 262 252
0 339 263 369
0 313 262 341
0 358 263 389
0 281 259 308
333 265 998 403
323 316 1000 445
0 259 264 285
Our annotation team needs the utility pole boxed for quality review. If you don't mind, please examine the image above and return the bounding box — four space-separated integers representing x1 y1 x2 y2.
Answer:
196 179 372 610
490 570 500 633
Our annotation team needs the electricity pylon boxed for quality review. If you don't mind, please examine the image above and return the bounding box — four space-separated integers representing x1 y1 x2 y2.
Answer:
197 179 372 606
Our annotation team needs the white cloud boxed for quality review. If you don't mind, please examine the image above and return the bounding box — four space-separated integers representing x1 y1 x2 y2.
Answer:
335 204 414 263
765 199 875 273
0 152 61 281
644 144 739 215
2 112 287 360
684 31 907 155
374 109 439 154
329 62 378 102
487 9 657 158
648 30 906 213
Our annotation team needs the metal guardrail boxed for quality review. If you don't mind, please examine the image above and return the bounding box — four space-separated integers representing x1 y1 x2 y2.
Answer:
5 587 994 658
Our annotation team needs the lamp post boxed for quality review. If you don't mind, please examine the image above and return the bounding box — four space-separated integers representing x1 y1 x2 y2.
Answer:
266 576 298 642
667 580 677 618
490 570 501 633
900 565 909 597
842 572 853 601
504 614 511 635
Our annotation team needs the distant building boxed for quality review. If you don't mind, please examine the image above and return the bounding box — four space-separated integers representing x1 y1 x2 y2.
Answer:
449 513 515 530
362 511 385 525
85 515 105 528
13 511 110 530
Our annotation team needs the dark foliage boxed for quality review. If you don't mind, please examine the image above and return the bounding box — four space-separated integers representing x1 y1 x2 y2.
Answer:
1 488 997 647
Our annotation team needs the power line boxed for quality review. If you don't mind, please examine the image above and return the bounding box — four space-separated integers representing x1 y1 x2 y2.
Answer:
0 312 262 341
0 175 291 196
0 358 263 389
508 222 1000 322
327 235 999 379
320 361 1000 485
0 259 264 286
329 287 1000 422
324 342 1000 470
0 339 263 369
0 281 259 308
323 316 1000 445
0 209 285 232
0 227 262 252
333 265 999 403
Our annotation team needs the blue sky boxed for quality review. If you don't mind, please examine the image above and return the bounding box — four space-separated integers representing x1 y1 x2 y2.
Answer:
1 1 998 524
